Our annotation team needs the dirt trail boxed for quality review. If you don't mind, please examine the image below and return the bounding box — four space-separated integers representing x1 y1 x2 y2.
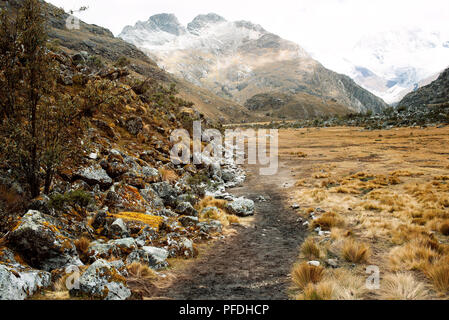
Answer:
149 161 306 300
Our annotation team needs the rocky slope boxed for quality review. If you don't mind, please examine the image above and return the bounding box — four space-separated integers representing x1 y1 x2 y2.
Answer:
398 67 449 110
0 0 255 300
119 13 388 120
4 1 249 124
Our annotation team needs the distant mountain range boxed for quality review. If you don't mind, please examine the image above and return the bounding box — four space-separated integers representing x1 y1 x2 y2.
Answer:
311 28 449 104
119 13 388 119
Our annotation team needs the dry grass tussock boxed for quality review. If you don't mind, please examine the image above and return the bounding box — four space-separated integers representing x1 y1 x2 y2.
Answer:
380 273 430 300
291 263 324 290
342 239 371 263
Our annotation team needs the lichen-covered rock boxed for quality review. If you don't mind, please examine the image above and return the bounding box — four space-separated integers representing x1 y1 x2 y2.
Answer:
176 202 198 217
0 264 51 300
141 246 169 269
110 218 130 238
105 183 148 213
75 165 113 190
139 187 165 209
6 210 82 271
198 220 223 234
70 259 131 300
88 238 137 260
178 216 199 228
125 116 143 135
225 198 255 217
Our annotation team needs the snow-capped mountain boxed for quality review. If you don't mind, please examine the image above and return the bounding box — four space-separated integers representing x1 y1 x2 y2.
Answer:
119 13 387 119
311 28 449 104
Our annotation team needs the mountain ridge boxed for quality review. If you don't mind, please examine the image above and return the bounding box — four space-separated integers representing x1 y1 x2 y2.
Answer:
119 13 388 119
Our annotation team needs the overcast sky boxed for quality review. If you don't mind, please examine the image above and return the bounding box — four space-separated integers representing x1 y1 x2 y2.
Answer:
47 0 449 56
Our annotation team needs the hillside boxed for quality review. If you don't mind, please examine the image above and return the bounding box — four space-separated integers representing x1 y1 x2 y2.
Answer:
398 67 449 110
0 0 253 300
119 13 388 120
5 1 250 123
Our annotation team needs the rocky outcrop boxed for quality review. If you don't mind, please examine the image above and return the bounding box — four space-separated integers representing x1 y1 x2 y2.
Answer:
0 264 51 300
398 68 449 110
70 259 131 300
225 198 255 217
6 210 82 271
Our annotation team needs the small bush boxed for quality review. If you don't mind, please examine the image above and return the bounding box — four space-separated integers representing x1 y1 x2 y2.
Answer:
342 240 370 263
114 56 130 68
49 190 93 211
292 263 325 290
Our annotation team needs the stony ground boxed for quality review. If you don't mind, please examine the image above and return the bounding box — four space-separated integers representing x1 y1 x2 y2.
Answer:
148 162 306 300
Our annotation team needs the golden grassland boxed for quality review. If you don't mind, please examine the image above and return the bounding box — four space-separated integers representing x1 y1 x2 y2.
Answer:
283 126 449 300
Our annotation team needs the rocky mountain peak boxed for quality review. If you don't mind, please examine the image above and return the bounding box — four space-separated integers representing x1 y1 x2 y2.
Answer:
187 13 227 35
146 13 186 36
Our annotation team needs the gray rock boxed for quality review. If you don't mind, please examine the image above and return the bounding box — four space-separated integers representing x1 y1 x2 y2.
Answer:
225 198 255 217
125 116 143 135
326 259 339 268
307 261 321 267
110 218 130 238
70 259 130 300
75 165 113 190
141 246 169 269
0 264 52 300
6 210 82 271
175 202 198 216
179 216 199 228
198 220 222 234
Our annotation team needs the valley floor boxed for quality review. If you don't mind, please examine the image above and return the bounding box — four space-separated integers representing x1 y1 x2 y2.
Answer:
146 126 449 300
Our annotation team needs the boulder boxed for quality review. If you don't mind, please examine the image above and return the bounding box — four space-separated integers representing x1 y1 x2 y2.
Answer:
105 183 148 213
225 198 255 217
198 220 223 234
179 216 199 228
70 259 130 300
6 210 82 271
175 202 198 217
141 246 169 269
88 238 137 260
75 165 113 190
0 264 51 300
110 218 130 238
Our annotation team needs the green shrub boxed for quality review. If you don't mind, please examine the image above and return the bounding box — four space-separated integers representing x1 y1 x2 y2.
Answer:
49 190 93 210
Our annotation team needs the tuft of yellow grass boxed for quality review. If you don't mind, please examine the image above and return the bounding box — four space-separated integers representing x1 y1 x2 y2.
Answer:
301 238 321 260
389 237 441 271
126 262 157 280
74 237 91 263
342 239 370 263
158 168 178 182
291 263 325 290
297 282 334 300
380 273 430 300
312 212 344 231
423 260 449 293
